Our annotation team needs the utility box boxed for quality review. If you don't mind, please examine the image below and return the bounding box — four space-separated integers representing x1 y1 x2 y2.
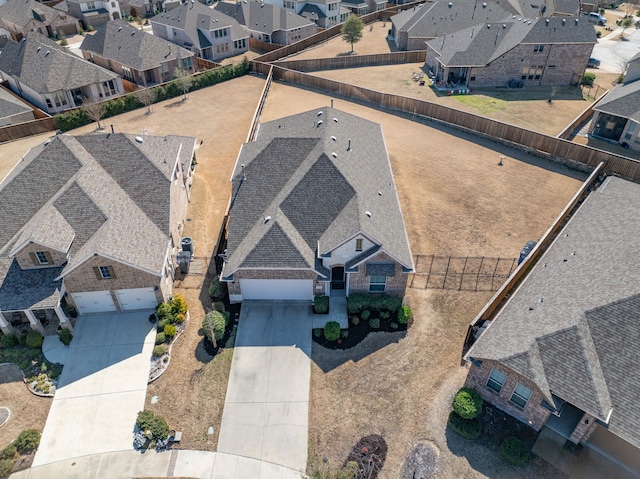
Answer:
181 237 194 255
177 251 191 274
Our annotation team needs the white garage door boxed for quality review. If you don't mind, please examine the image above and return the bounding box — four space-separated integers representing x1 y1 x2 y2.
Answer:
240 279 313 301
115 288 159 311
72 291 117 314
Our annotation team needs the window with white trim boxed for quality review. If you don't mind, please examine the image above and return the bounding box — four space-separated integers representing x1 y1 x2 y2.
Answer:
510 383 532 408
99 266 112 279
36 251 49 264
369 275 386 292
355 238 363 251
487 367 506 393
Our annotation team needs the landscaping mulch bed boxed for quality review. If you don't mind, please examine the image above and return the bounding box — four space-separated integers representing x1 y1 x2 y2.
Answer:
313 313 409 350
478 403 540 450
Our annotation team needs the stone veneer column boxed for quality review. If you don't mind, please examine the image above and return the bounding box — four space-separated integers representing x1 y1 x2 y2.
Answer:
24 310 45 335
54 304 73 332
0 311 15 336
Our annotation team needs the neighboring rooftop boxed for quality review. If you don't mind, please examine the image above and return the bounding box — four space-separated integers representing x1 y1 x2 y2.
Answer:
0 0 71 29
0 86 32 120
466 176 640 448
593 79 640 122
214 0 314 35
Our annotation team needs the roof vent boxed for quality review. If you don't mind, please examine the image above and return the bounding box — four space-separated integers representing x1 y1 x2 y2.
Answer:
43 140 51 147
332 152 337 158
482 1 486 5
317 111 323 116
562 18 566 25
448 1 452 6
333 117 338 123
331 135 336 141
118 26 122 31
264 215 271 223
378 191 382 196
545 18 549 25
131 31 136 35
502 23 506 28
36 46 41 52
575 18 578 24
135 136 144 143
317 120 323 127
45 50 50 56
487 23 490 28
365 211 372 218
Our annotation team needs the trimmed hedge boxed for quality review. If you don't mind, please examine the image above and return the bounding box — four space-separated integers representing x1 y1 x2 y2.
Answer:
452 387 483 420
56 59 250 132
499 437 529 465
448 411 481 439
346 293 402 314
398 305 412 324
313 295 329 314
324 321 341 341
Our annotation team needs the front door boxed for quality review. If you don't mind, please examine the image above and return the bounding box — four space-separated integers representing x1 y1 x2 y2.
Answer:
331 266 345 290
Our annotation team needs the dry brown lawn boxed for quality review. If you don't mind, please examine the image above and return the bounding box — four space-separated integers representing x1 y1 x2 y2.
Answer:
260 83 584 477
0 364 52 450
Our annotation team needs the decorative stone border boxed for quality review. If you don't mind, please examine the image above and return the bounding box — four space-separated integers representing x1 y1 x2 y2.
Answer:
148 311 190 384
0 407 10 428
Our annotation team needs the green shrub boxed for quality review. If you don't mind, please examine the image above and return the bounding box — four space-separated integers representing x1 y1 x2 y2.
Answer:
155 332 166 345
313 295 329 314
88 25 94 31
55 109 89 132
452 387 483 419
341 329 349 338
0 334 17 348
369 318 380 329
313 328 323 338
79 28 84 35
25 331 43 349
171 293 188 316
0 444 16 460
164 324 176 338
347 293 367 314
202 310 227 342
48 363 63 380
135 410 169 441
208 277 225 300
499 436 529 465
379 311 390 320
361 310 370 320
14 429 41 453
324 321 340 341
582 72 596 87
152 345 167 357
448 412 481 439
174 313 186 323
390 322 398 329
58 328 73 346
105 96 125 117
157 318 170 331
213 301 225 312
398 305 412 324
59 36 68 46
351 316 360 325
346 293 402 314
337 460 358 479
0 459 14 477
156 302 173 322
16 333 27 346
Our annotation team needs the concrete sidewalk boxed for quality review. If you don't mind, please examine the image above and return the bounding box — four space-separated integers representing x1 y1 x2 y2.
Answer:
215 301 312 478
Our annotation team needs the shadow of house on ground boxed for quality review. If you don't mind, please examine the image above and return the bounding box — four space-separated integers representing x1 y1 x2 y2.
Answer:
311 330 406 372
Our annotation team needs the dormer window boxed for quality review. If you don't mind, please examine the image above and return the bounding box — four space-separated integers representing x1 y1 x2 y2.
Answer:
94 266 115 279
356 239 363 252
34 251 51 265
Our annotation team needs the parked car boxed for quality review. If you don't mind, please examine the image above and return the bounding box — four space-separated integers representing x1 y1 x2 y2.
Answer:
586 12 607 25
587 57 601 68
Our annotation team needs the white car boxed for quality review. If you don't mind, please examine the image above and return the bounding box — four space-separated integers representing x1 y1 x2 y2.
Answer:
587 12 607 25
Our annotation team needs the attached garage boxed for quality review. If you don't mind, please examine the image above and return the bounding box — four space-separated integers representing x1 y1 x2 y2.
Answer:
239 279 313 301
587 425 640 474
115 288 159 311
72 291 117 314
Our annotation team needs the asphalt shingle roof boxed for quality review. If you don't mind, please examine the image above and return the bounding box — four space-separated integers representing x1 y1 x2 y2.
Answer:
467 176 640 445
223 107 414 278
0 132 196 311
593 79 640 122
0 0 72 29
0 87 32 120
80 20 193 72
0 33 118 95
214 0 314 35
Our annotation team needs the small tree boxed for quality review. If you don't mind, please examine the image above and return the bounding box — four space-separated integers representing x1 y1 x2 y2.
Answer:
341 14 364 54
83 98 107 130
135 87 156 114
202 310 227 348
174 68 193 100
621 16 634 38
581 72 596 87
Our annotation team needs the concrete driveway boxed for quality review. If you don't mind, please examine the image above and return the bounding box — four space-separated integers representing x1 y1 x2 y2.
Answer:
215 301 312 478
33 311 156 467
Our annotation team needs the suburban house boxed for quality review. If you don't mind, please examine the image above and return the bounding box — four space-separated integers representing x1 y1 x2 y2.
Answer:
119 0 161 18
0 132 197 337
425 16 596 88
150 1 249 61
589 53 640 150
261 0 347 28
59 0 121 29
0 86 35 126
213 0 317 46
221 107 414 302
0 33 124 114
0 0 79 41
464 176 640 474
80 20 195 87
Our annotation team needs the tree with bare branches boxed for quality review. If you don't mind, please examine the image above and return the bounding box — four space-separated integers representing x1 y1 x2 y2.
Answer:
135 87 156 114
82 98 106 130
174 68 193 100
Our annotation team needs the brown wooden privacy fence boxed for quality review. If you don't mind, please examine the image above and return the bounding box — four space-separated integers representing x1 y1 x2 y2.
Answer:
274 50 426 72
247 64 273 142
269 65 640 182
0 117 58 144
196 57 222 71
462 163 605 354
556 88 609 140
249 37 284 53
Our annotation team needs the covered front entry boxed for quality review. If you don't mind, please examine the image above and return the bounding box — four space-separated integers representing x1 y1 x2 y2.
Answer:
71 291 117 314
239 279 313 301
115 288 158 311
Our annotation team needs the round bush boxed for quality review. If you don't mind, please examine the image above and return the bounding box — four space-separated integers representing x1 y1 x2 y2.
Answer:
135 410 169 441
203 310 227 343
351 316 360 326
361 310 370 320
155 332 166 345
313 328 323 338
25 331 43 349
152 345 167 357
452 387 483 419
58 329 73 346
499 436 529 465
324 321 340 341
369 318 380 329
164 324 176 338
398 305 412 324
157 318 170 332
0 444 16 460
0 334 17 348
14 429 41 453
448 411 481 439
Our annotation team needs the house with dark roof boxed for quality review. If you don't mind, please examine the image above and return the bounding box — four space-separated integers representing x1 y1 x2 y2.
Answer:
464 176 640 474
0 132 196 338
118 0 160 18
261 0 346 28
0 86 35 126
150 1 249 61
425 16 596 88
221 107 414 302
63 0 121 29
0 33 124 114
213 0 317 45
80 20 195 87
0 0 79 40
588 54 640 150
